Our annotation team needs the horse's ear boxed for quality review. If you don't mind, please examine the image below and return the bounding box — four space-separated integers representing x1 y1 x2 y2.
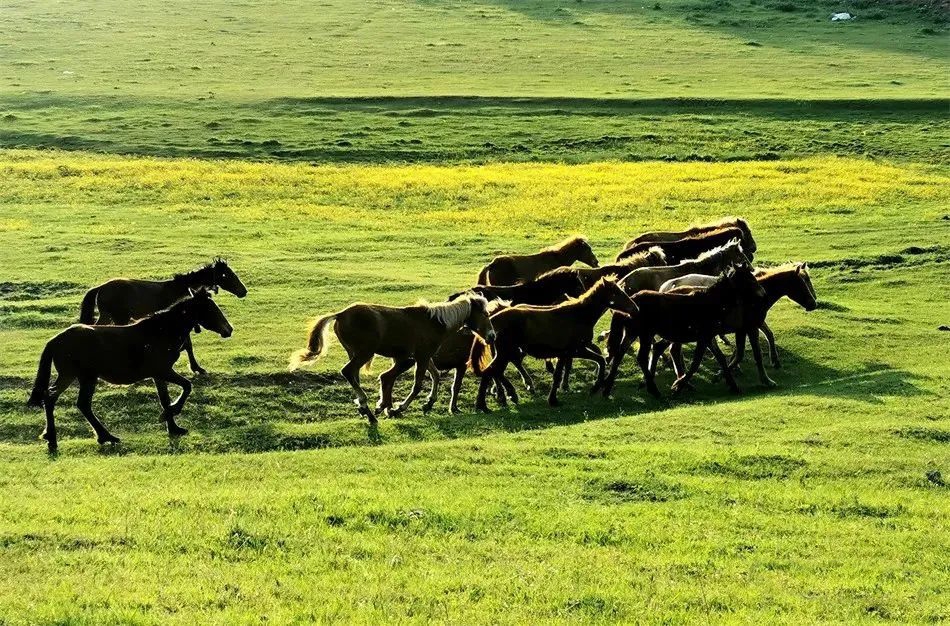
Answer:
801 262 808 272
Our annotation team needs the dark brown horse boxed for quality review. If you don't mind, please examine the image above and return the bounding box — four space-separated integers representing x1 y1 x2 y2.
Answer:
470 278 638 411
79 258 247 374
657 263 817 377
289 294 495 422
28 289 233 451
599 264 764 398
617 227 751 264
452 270 587 306
477 236 599 286
623 217 756 258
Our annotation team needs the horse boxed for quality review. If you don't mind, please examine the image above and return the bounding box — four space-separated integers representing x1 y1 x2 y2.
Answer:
452 270 587 306
598 264 765 398
622 217 756 258
617 227 751 264
289 294 495 422
470 278 638 411
425 328 521 413
656 263 817 377
616 238 750 296
476 236 599 286
535 245 667 390
78 258 247 374
27 289 233 451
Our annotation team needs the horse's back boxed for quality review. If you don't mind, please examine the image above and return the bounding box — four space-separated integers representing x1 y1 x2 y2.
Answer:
481 256 520 286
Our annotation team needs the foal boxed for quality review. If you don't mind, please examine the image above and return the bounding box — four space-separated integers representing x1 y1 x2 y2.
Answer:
623 217 756 257
289 294 495 422
470 278 638 411
617 227 750 264
28 289 233 451
79 258 247 374
476 236 599 286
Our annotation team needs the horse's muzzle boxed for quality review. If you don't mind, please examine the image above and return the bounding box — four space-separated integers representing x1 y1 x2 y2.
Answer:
219 325 234 338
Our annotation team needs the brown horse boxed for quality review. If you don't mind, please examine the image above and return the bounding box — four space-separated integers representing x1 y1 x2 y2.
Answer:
657 263 817 376
425 329 520 413
599 264 764 398
452 270 587 306
28 289 233 451
622 217 756 258
617 227 751 264
79 258 247 374
471 278 638 410
476 236 599 286
289 294 495 422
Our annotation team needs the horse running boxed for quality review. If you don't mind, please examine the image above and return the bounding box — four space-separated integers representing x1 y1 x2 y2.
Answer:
476 236 599 286
622 217 756 258
289 294 495 422
78 258 247 374
28 289 233 451
470 278 638 411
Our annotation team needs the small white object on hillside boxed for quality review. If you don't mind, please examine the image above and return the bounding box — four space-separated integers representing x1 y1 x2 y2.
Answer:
831 12 854 21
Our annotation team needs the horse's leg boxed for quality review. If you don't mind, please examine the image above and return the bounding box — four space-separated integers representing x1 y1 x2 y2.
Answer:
747 329 777 387
709 340 741 394
649 339 671 376
512 352 535 394
41 373 75 451
571 344 606 396
604 314 627 364
548 358 566 406
341 356 374 421
161 370 192 416
561 357 573 391
603 331 635 397
391 358 431 415
155 378 188 438
476 354 508 413
637 335 662 397
76 377 120 445
669 343 692 390
183 335 206 375
376 358 413 415
498 373 519 404
761 322 780 368
421 362 442 413
728 331 746 371
671 340 708 394
448 366 465 414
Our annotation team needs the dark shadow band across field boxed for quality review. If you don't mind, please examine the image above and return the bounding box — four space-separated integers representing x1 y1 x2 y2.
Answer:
2 94 947 164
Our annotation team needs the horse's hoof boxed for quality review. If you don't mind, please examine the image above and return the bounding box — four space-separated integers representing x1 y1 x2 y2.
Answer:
421 402 435 413
374 405 386 416
449 406 459 415
388 406 405 418
548 398 560 407
476 404 491 414
41 431 57 451
98 434 121 445
357 406 375 420
762 378 778 388
192 367 207 375
168 426 189 438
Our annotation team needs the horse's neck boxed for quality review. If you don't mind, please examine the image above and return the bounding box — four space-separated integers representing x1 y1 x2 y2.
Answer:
176 268 213 292
574 291 611 322
689 254 720 274
547 245 579 266
759 271 794 308
143 306 194 346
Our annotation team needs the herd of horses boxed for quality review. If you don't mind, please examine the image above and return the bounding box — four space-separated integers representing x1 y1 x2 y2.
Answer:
27 217 818 451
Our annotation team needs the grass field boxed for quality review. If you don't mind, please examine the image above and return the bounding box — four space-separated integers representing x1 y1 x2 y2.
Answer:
1 0 949 622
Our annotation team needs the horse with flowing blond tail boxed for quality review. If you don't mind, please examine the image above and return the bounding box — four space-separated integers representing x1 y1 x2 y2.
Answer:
289 294 496 422
476 236 599 286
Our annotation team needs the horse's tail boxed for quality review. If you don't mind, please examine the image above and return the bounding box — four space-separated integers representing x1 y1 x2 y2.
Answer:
27 343 54 407
476 263 491 286
469 337 495 376
78 286 99 324
288 313 337 371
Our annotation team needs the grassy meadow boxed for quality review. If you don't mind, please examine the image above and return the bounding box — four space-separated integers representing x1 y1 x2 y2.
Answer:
1 0 949 622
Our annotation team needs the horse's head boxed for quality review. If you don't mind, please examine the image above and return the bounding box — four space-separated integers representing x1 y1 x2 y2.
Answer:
463 295 496 345
597 277 639 317
724 262 765 300
574 238 600 268
721 238 752 267
736 218 757 256
188 288 233 338
792 262 818 311
212 258 248 298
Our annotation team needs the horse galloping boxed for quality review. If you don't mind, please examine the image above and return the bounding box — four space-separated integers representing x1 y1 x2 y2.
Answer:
289 294 495 422
28 289 233 451
477 236 599 286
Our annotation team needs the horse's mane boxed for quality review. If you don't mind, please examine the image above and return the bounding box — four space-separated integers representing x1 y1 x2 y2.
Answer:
697 216 742 230
173 260 218 285
681 238 742 264
422 294 489 329
564 276 617 305
619 245 667 266
132 296 196 333
544 235 588 253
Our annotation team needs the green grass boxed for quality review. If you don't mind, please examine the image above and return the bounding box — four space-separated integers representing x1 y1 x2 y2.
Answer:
0 151 948 622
